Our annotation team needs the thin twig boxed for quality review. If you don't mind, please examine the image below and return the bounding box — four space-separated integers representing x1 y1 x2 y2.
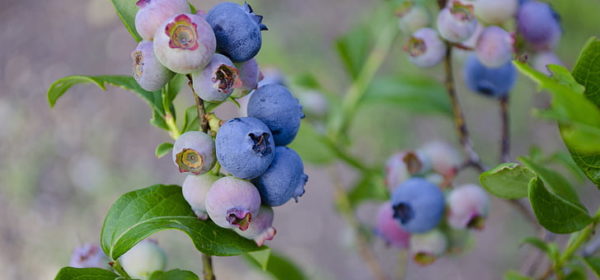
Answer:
187 74 210 133
499 96 510 163
201 253 216 280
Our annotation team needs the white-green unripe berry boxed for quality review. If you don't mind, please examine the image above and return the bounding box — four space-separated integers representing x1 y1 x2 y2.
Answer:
182 174 219 220
409 230 447 266
132 41 174 92
120 239 166 279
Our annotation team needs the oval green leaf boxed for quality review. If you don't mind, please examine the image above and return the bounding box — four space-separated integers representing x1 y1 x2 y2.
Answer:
155 142 173 158
528 177 592 233
149 269 199 280
100 184 262 260
245 251 307 280
55 267 118 280
479 163 535 199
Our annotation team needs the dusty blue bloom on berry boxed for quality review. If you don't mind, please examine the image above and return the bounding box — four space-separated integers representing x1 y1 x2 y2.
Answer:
447 184 490 230
120 239 166 280
463 55 516 98
410 230 447 266
216 117 275 179
172 131 216 175
517 1 561 50
375 202 411 249
182 174 218 220
135 0 190 41
69 243 109 269
132 41 174 92
192 54 241 102
404 28 446 68
153 13 216 74
205 176 261 231
476 26 513 68
235 205 276 246
436 1 477 43
474 0 518 24
247 84 304 146
252 147 308 207
391 178 445 233
206 2 267 62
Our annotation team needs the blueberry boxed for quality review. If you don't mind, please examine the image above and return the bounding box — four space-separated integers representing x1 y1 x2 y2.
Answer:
234 205 276 246
191 54 241 102
533 51 562 76
247 84 304 146
233 58 260 98
135 0 190 41
391 178 445 233
153 13 216 74
404 28 446 68
120 239 166 280
463 54 517 98
475 26 513 68
132 41 174 92
206 2 267 62
252 146 308 207
215 117 275 179
396 2 430 34
474 0 518 24
447 184 489 230
375 202 411 249
172 131 216 175
436 1 478 43
182 174 219 220
517 1 561 50
409 230 447 266
69 243 109 269
418 141 462 179
205 176 261 231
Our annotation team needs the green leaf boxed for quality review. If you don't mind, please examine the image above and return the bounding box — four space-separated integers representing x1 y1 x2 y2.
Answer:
288 121 335 165
188 1 197 14
246 247 271 271
519 157 583 207
521 237 559 261
151 109 169 130
583 256 600 278
47 75 162 114
572 37 600 107
100 184 262 260
503 270 533 280
155 142 173 158
362 75 452 116
181 106 199 133
245 251 307 280
54 267 118 280
335 25 372 80
149 269 199 280
479 163 535 199
110 0 142 42
347 174 389 208
528 177 592 233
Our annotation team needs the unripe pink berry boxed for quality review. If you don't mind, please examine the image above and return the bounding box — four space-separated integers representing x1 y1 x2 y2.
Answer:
132 41 174 92
191 54 242 102
205 177 261 231
182 174 219 220
447 184 489 230
475 26 513 68
533 51 563 76
235 206 277 246
409 230 447 266
474 0 518 24
404 28 447 67
419 141 462 179
172 131 216 175
153 13 216 74
135 0 190 41
375 202 411 248
69 243 109 269
396 2 430 34
436 1 478 43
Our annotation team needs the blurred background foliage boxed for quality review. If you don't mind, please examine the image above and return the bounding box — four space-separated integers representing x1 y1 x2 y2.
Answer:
1 0 600 279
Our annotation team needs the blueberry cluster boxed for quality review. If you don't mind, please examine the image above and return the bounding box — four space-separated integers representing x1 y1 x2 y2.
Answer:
400 0 563 98
375 141 489 265
130 0 309 248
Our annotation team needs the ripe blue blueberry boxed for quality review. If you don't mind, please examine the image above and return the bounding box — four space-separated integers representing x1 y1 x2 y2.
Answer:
235 205 277 246
247 84 304 146
182 174 219 220
215 117 275 179
135 0 190 41
463 54 517 98
153 13 216 74
517 1 561 50
205 176 261 231
69 243 109 269
436 1 478 43
375 202 411 249
132 41 174 92
120 239 166 280
475 26 513 68
191 53 241 102
252 147 308 207
447 184 489 230
391 178 445 233
404 28 446 68
206 2 267 62
409 230 447 266
172 131 216 175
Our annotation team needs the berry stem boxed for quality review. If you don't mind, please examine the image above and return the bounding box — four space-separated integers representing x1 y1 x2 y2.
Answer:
111 260 132 279
201 253 216 280
499 96 510 163
186 74 210 133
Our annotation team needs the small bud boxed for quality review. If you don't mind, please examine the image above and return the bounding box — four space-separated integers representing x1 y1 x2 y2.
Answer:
410 230 447 266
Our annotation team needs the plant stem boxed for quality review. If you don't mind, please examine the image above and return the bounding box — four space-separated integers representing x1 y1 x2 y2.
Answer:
329 166 388 280
321 135 374 173
499 96 510 163
202 253 216 280
111 260 131 279
186 74 210 133
442 46 486 172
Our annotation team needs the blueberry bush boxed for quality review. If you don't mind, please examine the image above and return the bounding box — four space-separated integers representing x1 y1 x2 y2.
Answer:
48 0 600 279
